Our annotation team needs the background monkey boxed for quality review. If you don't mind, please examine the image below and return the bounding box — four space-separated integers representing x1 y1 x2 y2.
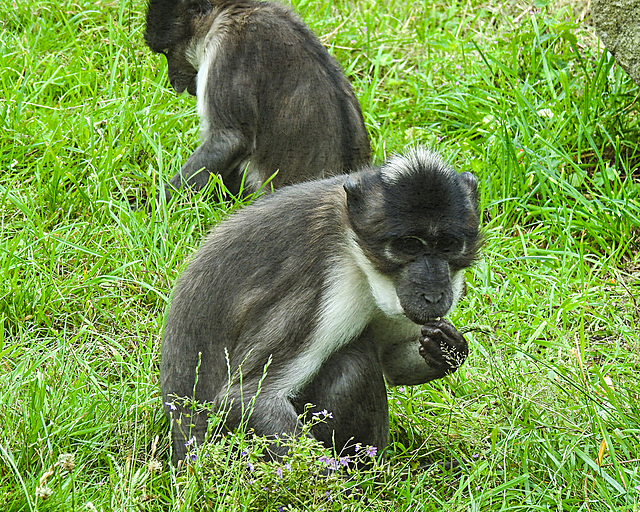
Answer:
144 0 371 202
161 148 482 463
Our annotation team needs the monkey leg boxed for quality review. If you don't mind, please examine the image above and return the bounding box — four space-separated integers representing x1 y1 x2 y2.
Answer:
163 399 209 465
293 340 389 459
217 384 310 460
165 129 251 202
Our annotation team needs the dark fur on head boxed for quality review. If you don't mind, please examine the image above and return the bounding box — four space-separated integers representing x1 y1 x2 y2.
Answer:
161 148 482 464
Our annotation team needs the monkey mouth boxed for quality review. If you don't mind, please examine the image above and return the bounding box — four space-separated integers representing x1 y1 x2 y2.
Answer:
402 309 443 324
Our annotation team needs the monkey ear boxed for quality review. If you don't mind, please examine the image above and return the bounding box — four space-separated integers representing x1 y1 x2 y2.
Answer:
459 172 478 202
343 176 363 203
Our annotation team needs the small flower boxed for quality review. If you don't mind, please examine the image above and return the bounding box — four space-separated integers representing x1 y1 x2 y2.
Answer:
148 459 162 473
312 409 333 419
277 507 285 512
185 436 196 447
472 453 480 459
165 401 177 411
189 453 197 462
58 453 75 472
35 486 53 500
248 462 255 472
339 456 350 467
456 64 462 70
366 445 377 457
326 491 333 502
318 456 338 470
276 467 283 478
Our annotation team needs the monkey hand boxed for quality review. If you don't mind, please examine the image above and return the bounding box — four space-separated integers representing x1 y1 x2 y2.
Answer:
419 319 468 378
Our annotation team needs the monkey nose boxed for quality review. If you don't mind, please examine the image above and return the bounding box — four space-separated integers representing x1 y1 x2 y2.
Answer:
421 292 443 304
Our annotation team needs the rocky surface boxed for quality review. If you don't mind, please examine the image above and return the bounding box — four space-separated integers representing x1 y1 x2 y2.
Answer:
592 0 640 85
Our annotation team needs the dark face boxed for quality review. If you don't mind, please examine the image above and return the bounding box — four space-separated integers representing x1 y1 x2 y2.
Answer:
164 49 198 95
345 156 482 324
144 0 209 95
385 234 472 323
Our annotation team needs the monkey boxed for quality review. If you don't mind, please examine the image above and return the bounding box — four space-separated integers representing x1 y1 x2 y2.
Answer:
144 0 371 203
160 148 483 464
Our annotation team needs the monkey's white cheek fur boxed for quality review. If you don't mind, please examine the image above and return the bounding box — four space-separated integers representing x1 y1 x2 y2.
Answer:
448 270 466 315
347 232 405 318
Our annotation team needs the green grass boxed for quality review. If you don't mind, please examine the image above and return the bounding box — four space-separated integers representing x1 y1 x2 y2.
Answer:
1 0 639 510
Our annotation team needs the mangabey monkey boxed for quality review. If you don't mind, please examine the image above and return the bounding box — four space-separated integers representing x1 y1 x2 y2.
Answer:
144 0 371 202
161 148 482 463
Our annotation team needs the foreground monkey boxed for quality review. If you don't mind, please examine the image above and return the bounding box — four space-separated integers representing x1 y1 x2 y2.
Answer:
161 148 483 463
144 0 370 202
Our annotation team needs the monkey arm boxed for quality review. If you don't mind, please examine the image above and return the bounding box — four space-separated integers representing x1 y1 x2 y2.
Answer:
165 128 252 201
379 319 468 386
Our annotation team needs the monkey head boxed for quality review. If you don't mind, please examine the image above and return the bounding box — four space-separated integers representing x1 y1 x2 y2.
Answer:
144 0 213 95
344 149 482 325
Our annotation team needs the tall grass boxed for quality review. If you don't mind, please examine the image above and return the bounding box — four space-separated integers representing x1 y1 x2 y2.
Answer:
0 0 638 510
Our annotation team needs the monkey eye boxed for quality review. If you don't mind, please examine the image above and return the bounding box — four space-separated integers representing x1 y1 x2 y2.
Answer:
436 238 464 255
389 236 425 256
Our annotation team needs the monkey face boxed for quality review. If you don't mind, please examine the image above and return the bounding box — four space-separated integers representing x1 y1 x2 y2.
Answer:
345 150 482 324
164 50 198 95
388 236 469 324
144 0 209 95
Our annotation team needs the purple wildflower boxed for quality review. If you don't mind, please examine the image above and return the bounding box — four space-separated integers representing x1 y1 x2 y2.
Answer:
318 456 338 470
189 453 197 462
366 445 377 457
339 456 350 467
184 436 196 447
248 462 255 473
276 467 283 478
312 409 333 419
164 401 176 411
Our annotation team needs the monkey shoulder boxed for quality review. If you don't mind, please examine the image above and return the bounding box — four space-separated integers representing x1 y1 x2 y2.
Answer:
179 176 349 285
220 1 341 68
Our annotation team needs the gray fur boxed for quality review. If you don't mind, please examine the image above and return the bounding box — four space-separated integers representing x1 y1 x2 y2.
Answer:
161 149 482 463
144 0 371 201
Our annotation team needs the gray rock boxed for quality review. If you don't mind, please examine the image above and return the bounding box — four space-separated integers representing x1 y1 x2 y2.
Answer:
592 0 640 85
